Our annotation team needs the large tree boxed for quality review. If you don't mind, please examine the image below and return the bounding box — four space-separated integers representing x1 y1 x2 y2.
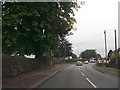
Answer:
80 49 96 60
2 2 80 66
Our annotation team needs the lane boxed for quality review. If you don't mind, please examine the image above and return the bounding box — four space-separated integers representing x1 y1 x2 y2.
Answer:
80 63 118 88
39 65 93 88
37 63 118 88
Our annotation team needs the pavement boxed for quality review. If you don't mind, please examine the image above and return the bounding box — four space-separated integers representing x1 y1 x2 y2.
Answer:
2 64 70 89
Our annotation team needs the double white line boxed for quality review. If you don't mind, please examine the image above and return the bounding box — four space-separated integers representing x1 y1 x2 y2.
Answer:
78 68 97 88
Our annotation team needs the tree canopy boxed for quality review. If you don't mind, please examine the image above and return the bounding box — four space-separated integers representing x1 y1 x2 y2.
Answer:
2 2 80 66
80 49 97 60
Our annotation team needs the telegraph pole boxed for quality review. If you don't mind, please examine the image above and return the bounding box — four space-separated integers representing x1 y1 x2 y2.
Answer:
104 30 107 61
114 30 118 66
64 41 66 62
114 30 117 51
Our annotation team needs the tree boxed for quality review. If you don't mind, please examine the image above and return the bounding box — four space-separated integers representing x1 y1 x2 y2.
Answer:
59 37 73 58
80 49 96 60
71 53 77 58
108 50 113 60
2 2 80 66
109 52 116 62
95 53 101 59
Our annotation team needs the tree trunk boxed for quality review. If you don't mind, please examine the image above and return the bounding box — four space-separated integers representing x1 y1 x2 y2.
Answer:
35 52 44 68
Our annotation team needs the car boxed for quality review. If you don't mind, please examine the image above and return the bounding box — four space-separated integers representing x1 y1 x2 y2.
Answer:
84 60 89 64
76 61 82 66
89 59 95 63
98 60 102 63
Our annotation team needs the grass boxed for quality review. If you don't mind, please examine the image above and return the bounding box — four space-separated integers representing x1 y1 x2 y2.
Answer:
101 66 120 73
67 61 76 64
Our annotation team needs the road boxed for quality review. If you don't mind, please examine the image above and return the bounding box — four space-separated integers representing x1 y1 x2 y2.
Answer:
38 63 118 88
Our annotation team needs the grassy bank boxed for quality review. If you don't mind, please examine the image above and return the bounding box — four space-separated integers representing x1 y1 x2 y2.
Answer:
101 66 120 73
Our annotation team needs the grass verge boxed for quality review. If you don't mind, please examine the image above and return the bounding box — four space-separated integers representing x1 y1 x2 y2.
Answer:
101 66 120 73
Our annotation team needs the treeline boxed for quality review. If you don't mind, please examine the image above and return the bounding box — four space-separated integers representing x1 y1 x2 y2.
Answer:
79 49 101 60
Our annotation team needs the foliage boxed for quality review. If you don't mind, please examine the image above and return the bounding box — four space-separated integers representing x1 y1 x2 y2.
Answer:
53 37 77 59
109 52 116 61
80 49 96 60
107 50 119 68
59 37 73 58
71 53 77 58
2 54 36 77
95 54 101 59
108 50 113 60
2 2 80 66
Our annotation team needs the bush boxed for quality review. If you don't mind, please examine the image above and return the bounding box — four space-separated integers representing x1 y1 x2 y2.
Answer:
2 54 36 77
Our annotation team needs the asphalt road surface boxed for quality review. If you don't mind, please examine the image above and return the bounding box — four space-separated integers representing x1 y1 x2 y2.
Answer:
38 63 118 88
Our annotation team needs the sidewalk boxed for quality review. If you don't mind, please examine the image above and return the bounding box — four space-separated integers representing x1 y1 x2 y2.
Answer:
2 64 69 89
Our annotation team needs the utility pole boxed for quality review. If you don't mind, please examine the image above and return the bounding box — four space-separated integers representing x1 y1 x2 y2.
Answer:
64 41 66 62
114 30 118 66
50 49 52 67
104 30 107 62
114 30 117 50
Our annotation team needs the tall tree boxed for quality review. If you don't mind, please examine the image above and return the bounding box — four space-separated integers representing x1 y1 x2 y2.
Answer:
2 2 80 66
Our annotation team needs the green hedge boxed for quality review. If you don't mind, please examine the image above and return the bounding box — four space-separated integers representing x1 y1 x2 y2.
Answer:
2 54 36 77
2 55 63 77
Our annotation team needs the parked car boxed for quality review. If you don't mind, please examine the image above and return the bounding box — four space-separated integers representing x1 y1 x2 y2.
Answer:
76 61 82 66
98 60 102 63
84 60 89 64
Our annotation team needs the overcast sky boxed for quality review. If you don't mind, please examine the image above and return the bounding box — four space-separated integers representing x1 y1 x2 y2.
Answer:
67 0 119 57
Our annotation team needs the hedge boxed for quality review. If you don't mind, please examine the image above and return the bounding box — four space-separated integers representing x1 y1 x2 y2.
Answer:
2 54 36 77
2 54 65 77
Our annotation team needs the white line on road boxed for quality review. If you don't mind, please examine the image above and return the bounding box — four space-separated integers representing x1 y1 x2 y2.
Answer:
30 70 59 88
81 72 85 76
86 78 97 88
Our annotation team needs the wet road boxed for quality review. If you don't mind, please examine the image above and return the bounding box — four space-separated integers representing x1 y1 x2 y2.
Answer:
39 63 118 88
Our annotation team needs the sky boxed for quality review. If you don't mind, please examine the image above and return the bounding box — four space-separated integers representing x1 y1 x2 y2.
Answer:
67 0 119 57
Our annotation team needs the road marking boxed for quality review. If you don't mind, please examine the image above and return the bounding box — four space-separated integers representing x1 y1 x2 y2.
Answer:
78 68 85 76
86 78 97 88
81 72 85 76
30 70 59 88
